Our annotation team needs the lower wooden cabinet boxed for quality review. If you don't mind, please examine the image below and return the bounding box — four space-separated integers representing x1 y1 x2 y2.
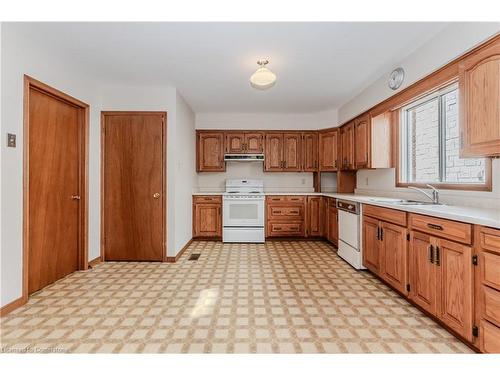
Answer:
192 196 222 238
266 196 305 237
326 198 338 245
409 231 473 341
306 196 324 237
362 213 407 295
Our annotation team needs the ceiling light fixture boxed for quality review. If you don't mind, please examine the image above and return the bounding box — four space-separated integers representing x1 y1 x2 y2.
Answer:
250 59 276 90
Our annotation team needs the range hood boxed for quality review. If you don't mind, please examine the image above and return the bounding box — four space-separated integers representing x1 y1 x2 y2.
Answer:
224 154 265 162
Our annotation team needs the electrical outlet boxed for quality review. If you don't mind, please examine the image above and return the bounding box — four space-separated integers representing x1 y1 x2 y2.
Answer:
365 177 369 186
7 133 16 148
301 178 305 185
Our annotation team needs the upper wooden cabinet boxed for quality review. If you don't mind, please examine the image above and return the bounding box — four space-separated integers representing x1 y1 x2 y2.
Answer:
459 39 500 157
354 114 370 169
197 131 225 172
226 132 264 154
319 130 338 171
302 132 319 171
340 122 355 170
265 132 302 172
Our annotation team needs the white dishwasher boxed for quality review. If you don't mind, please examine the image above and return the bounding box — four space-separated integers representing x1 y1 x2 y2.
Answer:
337 199 366 270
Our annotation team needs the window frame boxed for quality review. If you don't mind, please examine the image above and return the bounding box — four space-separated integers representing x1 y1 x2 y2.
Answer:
396 81 492 192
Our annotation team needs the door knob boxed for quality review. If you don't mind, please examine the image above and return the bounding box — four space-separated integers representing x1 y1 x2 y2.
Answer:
71 195 80 200
153 193 161 199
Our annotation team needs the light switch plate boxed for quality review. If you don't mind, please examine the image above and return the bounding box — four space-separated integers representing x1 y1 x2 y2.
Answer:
7 133 16 148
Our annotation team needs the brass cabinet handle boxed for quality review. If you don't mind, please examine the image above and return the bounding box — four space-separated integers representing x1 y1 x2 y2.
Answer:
377 226 380 240
380 227 383 241
71 195 81 200
429 244 434 264
153 193 161 199
427 223 443 231
435 246 440 266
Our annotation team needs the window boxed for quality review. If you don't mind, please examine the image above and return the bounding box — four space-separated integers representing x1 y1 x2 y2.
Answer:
399 82 488 187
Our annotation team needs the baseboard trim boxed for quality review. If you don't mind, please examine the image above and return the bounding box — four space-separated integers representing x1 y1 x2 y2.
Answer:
0 296 27 317
165 239 193 262
88 256 102 268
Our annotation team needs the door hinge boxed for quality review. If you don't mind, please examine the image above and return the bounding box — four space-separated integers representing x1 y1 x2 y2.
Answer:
472 255 478 266
406 284 410 292
472 325 479 338
406 233 410 241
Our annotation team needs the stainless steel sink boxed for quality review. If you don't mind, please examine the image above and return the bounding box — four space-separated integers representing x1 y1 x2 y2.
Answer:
369 198 444 206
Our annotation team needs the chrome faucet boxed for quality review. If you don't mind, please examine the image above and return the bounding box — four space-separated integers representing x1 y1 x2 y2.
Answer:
408 184 440 204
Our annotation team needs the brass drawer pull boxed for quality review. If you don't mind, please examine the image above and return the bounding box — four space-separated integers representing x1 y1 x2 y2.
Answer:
427 223 443 230
435 246 440 266
429 244 434 264
274 210 282 214
290 211 299 214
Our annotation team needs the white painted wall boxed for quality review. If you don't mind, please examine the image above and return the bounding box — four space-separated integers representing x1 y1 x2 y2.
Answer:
339 23 500 123
173 92 196 254
339 23 500 209
1 25 102 307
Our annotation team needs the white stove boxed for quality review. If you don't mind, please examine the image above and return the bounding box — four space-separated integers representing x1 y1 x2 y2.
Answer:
222 179 265 243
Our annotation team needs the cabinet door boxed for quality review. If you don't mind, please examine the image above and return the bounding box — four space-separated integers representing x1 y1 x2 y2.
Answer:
362 216 381 274
303 132 319 171
327 206 338 244
319 130 338 171
283 133 302 171
193 203 221 237
381 222 407 295
409 231 438 315
265 133 283 171
340 123 354 170
437 238 473 341
226 132 245 153
244 132 264 153
197 132 225 172
354 114 370 169
459 41 500 157
307 196 323 237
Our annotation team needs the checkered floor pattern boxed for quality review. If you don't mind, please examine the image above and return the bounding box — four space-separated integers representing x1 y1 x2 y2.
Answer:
0 241 473 353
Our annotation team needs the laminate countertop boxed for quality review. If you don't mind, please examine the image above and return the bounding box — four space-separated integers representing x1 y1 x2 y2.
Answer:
192 191 500 229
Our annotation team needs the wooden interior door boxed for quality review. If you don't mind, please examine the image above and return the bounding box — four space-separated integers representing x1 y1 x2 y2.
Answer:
303 132 318 171
381 222 407 294
226 132 245 153
409 232 437 315
244 132 264 153
362 216 381 273
354 115 370 169
283 133 302 171
102 112 166 261
197 132 225 171
26 78 87 295
437 238 473 340
319 130 337 171
265 133 283 171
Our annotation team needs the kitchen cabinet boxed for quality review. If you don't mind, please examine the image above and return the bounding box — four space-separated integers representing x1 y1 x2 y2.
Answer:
226 132 263 154
196 131 225 172
266 196 305 237
362 215 382 274
409 229 473 341
192 196 222 238
354 114 370 169
303 132 319 171
265 133 302 172
476 226 500 352
326 198 338 245
306 196 323 237
340 122 355 170
459 39 500 157
318 130 338 171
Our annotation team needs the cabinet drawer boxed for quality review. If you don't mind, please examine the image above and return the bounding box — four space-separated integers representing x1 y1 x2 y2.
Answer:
480 227 500 255
268 205 304 220
482 251 500 290
483 286 500 327
193 195 222 203
363 204 407 226
480 320 500 353
267 222 304 237
409 213 471 245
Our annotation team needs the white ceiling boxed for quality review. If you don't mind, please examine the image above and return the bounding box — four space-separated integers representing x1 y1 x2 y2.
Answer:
13 22 450 113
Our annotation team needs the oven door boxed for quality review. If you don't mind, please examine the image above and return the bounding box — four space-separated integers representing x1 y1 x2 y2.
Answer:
223 198 264 227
